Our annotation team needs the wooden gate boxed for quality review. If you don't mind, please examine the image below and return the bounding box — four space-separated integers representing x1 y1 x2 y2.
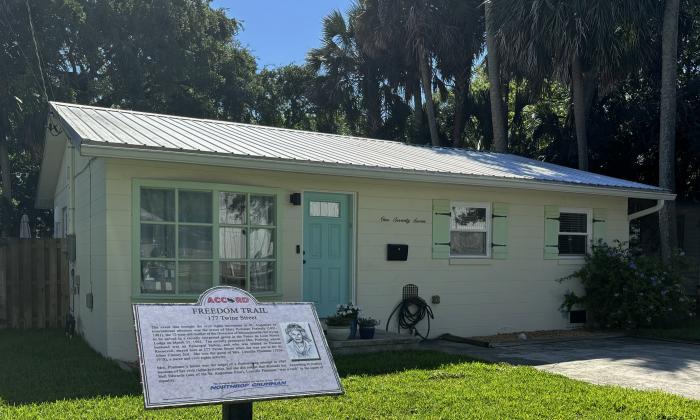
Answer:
0 239 70 329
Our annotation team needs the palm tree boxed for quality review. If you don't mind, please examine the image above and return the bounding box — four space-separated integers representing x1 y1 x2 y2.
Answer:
484 0 507 152
658 0 680 262
353 0 424 143
373 0 441 146
493 0 657 170
308 10 381 137
434 0 483 147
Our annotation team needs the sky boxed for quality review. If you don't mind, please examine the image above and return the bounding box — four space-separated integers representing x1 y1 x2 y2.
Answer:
211 0 352 69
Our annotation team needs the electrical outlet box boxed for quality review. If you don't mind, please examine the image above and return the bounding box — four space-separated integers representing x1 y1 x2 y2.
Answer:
86 292 93 310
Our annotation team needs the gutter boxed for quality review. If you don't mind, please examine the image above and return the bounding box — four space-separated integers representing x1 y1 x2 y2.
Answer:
628 199 665 222
79 143 676 201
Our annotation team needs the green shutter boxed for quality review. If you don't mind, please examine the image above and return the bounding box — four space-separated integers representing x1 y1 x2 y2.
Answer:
492 202 509 260
593 208 607 246
544 205 560 259
432 199 451 259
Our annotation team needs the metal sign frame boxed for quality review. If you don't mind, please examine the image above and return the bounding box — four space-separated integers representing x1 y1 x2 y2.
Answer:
133 286 344 409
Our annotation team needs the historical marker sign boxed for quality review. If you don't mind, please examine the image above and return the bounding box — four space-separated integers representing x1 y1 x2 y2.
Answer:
133 286 343 409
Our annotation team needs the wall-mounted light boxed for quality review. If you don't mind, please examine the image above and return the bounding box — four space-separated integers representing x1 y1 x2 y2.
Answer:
289 193 301 206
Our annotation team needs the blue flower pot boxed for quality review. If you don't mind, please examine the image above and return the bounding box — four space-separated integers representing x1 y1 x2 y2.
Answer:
359 326 375 339
348 319 358 339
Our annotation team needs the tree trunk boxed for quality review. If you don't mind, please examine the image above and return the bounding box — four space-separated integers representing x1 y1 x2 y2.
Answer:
659 0 680 263
571 53 589 171
452 73 469 147
484 1 507 153
412 82 423 144
364 66 382 138
418 45 440 147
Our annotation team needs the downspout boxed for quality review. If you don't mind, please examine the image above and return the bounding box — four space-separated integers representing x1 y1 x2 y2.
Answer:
628 199 665 222
69 143 75 235
67 141 78 335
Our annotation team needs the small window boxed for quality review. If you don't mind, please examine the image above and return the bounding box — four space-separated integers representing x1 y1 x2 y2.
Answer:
450 202 491 257
309 201 340 217
558 210 591 256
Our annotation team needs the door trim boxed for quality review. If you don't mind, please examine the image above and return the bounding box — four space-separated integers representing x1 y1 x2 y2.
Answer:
300 190 357 307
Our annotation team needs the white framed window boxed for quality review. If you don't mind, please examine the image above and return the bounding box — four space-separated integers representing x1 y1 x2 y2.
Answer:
449 202 491 258
135 180 280 298
558 208 592 257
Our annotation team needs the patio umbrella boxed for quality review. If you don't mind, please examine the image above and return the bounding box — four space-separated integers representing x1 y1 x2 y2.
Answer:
19 214 31 239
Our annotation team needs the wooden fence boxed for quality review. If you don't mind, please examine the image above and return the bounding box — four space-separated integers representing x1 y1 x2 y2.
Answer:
0 239 70 329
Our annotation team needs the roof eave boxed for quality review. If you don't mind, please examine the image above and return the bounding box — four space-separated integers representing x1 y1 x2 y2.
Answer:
35 111 73 209
80 143 675 201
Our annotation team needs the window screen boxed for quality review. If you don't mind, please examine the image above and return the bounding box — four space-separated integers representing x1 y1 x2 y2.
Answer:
558 211 590 256
450 203 489 257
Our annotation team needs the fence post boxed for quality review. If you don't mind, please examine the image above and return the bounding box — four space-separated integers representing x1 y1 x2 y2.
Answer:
48 240 58 328
0 243 6 328
21 240 32 328
34 239 46 328
8 239 19 328
60 239 70 328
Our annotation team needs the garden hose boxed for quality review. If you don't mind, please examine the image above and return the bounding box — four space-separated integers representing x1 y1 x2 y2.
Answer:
386 295 434 340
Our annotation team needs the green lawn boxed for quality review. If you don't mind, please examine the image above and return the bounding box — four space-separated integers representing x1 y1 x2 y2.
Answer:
1 330 699 419
637 319 700 343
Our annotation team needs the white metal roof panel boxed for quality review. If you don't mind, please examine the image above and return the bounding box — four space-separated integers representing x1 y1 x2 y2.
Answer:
49 102 666 194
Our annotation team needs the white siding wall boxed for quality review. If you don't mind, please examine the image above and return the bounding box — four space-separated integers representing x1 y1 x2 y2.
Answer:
103 158 628 361
53 143 108 356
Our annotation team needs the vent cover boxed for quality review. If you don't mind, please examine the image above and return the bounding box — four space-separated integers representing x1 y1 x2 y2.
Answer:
402 284 418 300
569 310 587 324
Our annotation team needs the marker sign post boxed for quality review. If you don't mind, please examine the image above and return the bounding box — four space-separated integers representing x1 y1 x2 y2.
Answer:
133 286 343 418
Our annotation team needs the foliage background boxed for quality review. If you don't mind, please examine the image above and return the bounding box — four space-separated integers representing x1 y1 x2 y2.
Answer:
0 0 698 242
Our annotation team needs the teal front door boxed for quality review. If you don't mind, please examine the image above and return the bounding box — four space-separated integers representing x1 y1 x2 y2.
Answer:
303 192 352 317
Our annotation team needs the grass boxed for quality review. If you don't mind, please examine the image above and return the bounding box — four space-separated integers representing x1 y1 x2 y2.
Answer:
1 330 700 419
637 319 700 343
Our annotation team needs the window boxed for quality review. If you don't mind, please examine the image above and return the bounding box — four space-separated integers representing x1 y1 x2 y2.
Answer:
136 181 279 297
219 192 276 293
309 201 340 217
558 209 592 256
450 202 491 257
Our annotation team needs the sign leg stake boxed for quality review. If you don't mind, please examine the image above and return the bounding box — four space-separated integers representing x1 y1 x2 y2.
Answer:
222 402 252 420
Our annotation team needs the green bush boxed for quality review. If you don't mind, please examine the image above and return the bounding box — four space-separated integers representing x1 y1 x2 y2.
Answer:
559 241 695 329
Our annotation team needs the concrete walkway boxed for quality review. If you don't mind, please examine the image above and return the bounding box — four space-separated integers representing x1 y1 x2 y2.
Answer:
422 337 700 400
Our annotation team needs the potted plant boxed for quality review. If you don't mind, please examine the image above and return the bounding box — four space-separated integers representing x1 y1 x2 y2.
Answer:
336 303 361 338
324 315 351 340
358 317 380 339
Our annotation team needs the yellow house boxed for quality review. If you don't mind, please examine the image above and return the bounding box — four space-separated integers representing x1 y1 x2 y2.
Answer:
36 102 673 362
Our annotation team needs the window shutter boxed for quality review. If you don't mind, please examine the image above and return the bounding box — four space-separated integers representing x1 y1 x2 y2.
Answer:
593 208 607 246
432 199 451 259
544 205 560 259
491 202 509 259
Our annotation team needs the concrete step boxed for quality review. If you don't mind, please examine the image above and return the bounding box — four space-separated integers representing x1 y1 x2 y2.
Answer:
327 329 422 355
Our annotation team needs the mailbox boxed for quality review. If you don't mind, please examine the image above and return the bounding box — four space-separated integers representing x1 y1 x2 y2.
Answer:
386 244 408 261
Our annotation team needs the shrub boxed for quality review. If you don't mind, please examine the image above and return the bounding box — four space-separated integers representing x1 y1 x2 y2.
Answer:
559 241 695 330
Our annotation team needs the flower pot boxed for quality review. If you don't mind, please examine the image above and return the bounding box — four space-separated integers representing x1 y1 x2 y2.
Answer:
349 318 358 339
359 326 375 339
325 325 350 341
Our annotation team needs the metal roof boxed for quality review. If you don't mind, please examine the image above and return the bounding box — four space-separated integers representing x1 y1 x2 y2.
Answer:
48 102 669 198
